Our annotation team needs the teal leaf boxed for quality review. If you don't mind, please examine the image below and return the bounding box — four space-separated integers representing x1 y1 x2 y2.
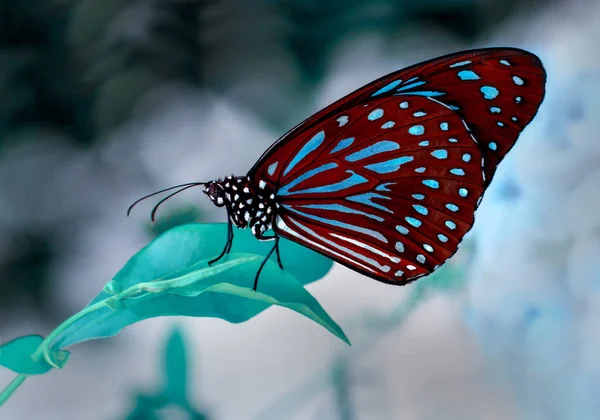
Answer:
0 335 69 375
51 223 345 348
163 327 188 404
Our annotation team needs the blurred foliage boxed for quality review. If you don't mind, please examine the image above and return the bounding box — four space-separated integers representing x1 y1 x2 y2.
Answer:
0 0 95 148
123 327 210 420
146 206 205 238
0 232 57 320
253 257 470 420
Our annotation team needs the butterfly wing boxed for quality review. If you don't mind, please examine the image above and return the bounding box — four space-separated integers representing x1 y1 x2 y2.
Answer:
248 48 546 285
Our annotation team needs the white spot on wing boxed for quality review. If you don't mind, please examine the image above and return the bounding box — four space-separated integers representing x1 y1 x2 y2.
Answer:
337 115 349 126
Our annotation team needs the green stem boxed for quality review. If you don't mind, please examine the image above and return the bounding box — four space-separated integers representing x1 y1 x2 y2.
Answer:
31 282 148 365
31 299 108 365
0 374 27 407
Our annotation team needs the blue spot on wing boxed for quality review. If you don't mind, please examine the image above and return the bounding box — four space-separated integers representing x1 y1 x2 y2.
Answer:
512 76 524 85
457 70 480 80
364 156 414 174
368 109 384 120
372 79 403 96
347 192 393 213
331 137 355 154
405 217 422 228
450 168 465 176
267 162 278 176
409 125 424 135
422 179 439 189
446 203 459 212
431 149 448 159
284 130 325 176
345 140 399 162
480 86 499 100
413 205 428 215
396 225 409 235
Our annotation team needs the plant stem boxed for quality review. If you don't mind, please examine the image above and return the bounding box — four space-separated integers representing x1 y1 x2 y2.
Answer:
31 299 108 365
30 281 150 365
0 374 27 407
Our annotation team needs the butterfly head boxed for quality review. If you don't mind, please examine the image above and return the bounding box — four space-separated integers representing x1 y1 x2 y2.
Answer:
203 180 226 207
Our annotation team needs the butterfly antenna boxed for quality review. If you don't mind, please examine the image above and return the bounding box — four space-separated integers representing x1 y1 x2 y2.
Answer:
149 183 205 222
127 182 206 218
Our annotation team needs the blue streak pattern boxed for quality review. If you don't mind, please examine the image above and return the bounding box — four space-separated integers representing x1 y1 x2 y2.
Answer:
284 207 388 243
345 141 399 162
330 137 355 154
289 218 391 271
280 169 368 196
364 156 414 174
296 203 384 222
277 162 337 196
397 80 427 91
372 79 402 96
284 130 325 176
347 192 393 213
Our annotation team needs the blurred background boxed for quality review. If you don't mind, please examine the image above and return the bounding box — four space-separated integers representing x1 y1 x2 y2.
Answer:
1 0 599 418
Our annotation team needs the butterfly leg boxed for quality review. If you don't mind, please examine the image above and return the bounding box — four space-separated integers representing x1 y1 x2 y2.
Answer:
253 236 281 291
257 235 284 268
209 214 234 266
252 234 285 291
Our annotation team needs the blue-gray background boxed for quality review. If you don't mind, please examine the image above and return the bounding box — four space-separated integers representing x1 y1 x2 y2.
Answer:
1 0 599 419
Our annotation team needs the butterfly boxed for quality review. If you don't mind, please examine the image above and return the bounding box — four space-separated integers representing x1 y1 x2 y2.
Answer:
129 47 546 291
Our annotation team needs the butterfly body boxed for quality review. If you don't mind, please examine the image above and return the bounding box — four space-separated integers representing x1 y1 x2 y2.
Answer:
203 176 277 239
132 47 546 290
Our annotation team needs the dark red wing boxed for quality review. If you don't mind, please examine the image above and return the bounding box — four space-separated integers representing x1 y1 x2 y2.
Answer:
248 48 546 285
